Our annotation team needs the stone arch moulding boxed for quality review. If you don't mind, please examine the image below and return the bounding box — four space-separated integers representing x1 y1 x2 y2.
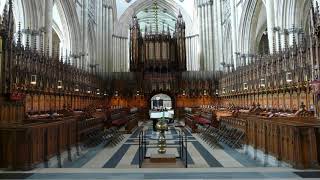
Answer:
115 0 193 37
223 21 233 65
53 0 72 56
238 0 266 55
58 0 81 55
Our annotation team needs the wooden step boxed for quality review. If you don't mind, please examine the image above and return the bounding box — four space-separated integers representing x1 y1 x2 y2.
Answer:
150 154 176 163
141 159 185 168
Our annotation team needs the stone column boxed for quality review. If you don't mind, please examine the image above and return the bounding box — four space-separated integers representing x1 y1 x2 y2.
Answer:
203 3 209 71
108 7 113 72
119 37 121 72
82 0 89 71
116 37 119 72
186 37 189 70
105 5 109 75
208 1 214 71
194 36 197 70
229 0 237 64
189 37 192 70
125 38 128 72
44 0 54 57
112 36 115 72
97 1 102 75
198 4 204 71
265 0 275 54
190 37 193 70
121 38 123 72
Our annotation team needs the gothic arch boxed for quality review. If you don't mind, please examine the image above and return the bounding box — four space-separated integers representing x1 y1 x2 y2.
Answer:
222 21 232 65
58 0 81 54
115 0 193 37
238 0 267 55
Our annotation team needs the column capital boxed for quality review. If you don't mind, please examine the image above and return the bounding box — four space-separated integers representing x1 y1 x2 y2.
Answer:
281 29 289 35
240 54 247 58
273 26 281 32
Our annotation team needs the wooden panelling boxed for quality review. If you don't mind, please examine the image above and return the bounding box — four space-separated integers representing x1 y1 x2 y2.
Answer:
0 115 105 170
220 115 320 169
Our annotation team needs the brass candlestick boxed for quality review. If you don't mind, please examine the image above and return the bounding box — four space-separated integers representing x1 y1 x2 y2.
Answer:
156 113 168 154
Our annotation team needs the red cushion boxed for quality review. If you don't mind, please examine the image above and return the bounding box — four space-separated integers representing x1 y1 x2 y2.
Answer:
112 119 128 126
193 116 210 125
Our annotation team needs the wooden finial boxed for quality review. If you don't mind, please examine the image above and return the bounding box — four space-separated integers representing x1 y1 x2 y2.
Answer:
25 27 30 49
292 24 297 48
16 22 22 47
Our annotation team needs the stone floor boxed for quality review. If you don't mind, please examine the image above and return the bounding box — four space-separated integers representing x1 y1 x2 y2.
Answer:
1 121 319 179
1 168 320 179
70 121 266 169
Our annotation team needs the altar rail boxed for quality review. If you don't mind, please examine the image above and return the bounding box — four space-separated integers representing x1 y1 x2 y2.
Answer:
220 114 320 169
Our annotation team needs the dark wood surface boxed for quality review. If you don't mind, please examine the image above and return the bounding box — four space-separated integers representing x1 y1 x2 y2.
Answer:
0 114 105 170
220 113 320 169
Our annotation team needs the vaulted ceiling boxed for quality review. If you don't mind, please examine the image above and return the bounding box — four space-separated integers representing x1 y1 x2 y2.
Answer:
115 0 195 36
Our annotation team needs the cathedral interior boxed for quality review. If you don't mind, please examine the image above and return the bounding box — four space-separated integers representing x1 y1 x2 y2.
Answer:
1 0 320 179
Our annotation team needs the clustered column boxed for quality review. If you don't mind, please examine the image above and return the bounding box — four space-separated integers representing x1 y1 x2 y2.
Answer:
43 0 54 57
197 0 215 71
82 0 88 71
112 36 129 72
96 1 113 78
186 35 200 71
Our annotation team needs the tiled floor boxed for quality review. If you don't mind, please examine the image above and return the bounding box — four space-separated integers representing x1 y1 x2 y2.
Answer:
64 121 270 168
1 121 319 179
1 168 320 179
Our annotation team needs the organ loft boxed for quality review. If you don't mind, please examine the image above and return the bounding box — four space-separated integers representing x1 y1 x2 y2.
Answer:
130 12 186 93
1 0 320 179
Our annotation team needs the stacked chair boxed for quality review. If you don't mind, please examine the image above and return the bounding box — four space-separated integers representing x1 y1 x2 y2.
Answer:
83 127 125 148
199 125 245 149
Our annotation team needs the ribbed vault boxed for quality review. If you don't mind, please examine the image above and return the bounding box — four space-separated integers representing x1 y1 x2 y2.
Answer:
115 0 194 37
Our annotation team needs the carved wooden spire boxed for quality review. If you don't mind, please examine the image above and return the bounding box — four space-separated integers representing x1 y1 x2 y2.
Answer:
33 32 37 52
292 25 297 48
1 3 8 36
25 27 30 50
16 22 22 48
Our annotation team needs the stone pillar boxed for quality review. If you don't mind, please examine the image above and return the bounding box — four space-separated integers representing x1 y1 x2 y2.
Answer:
198 5 204 71
208 1 214 71
105 5 109 75
118 37 121 72
112 36 115 72
190 37 192 70
188 37 190 70
44 0 54 57
82 0 89 71
108 7 113 72
120 38 123 72
97 1 102 76
265 0 275 54
116 37 118 72
196 36 198 70
101 3 105 75
213 0 222 71
203 3 209 71
229 0 237 64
